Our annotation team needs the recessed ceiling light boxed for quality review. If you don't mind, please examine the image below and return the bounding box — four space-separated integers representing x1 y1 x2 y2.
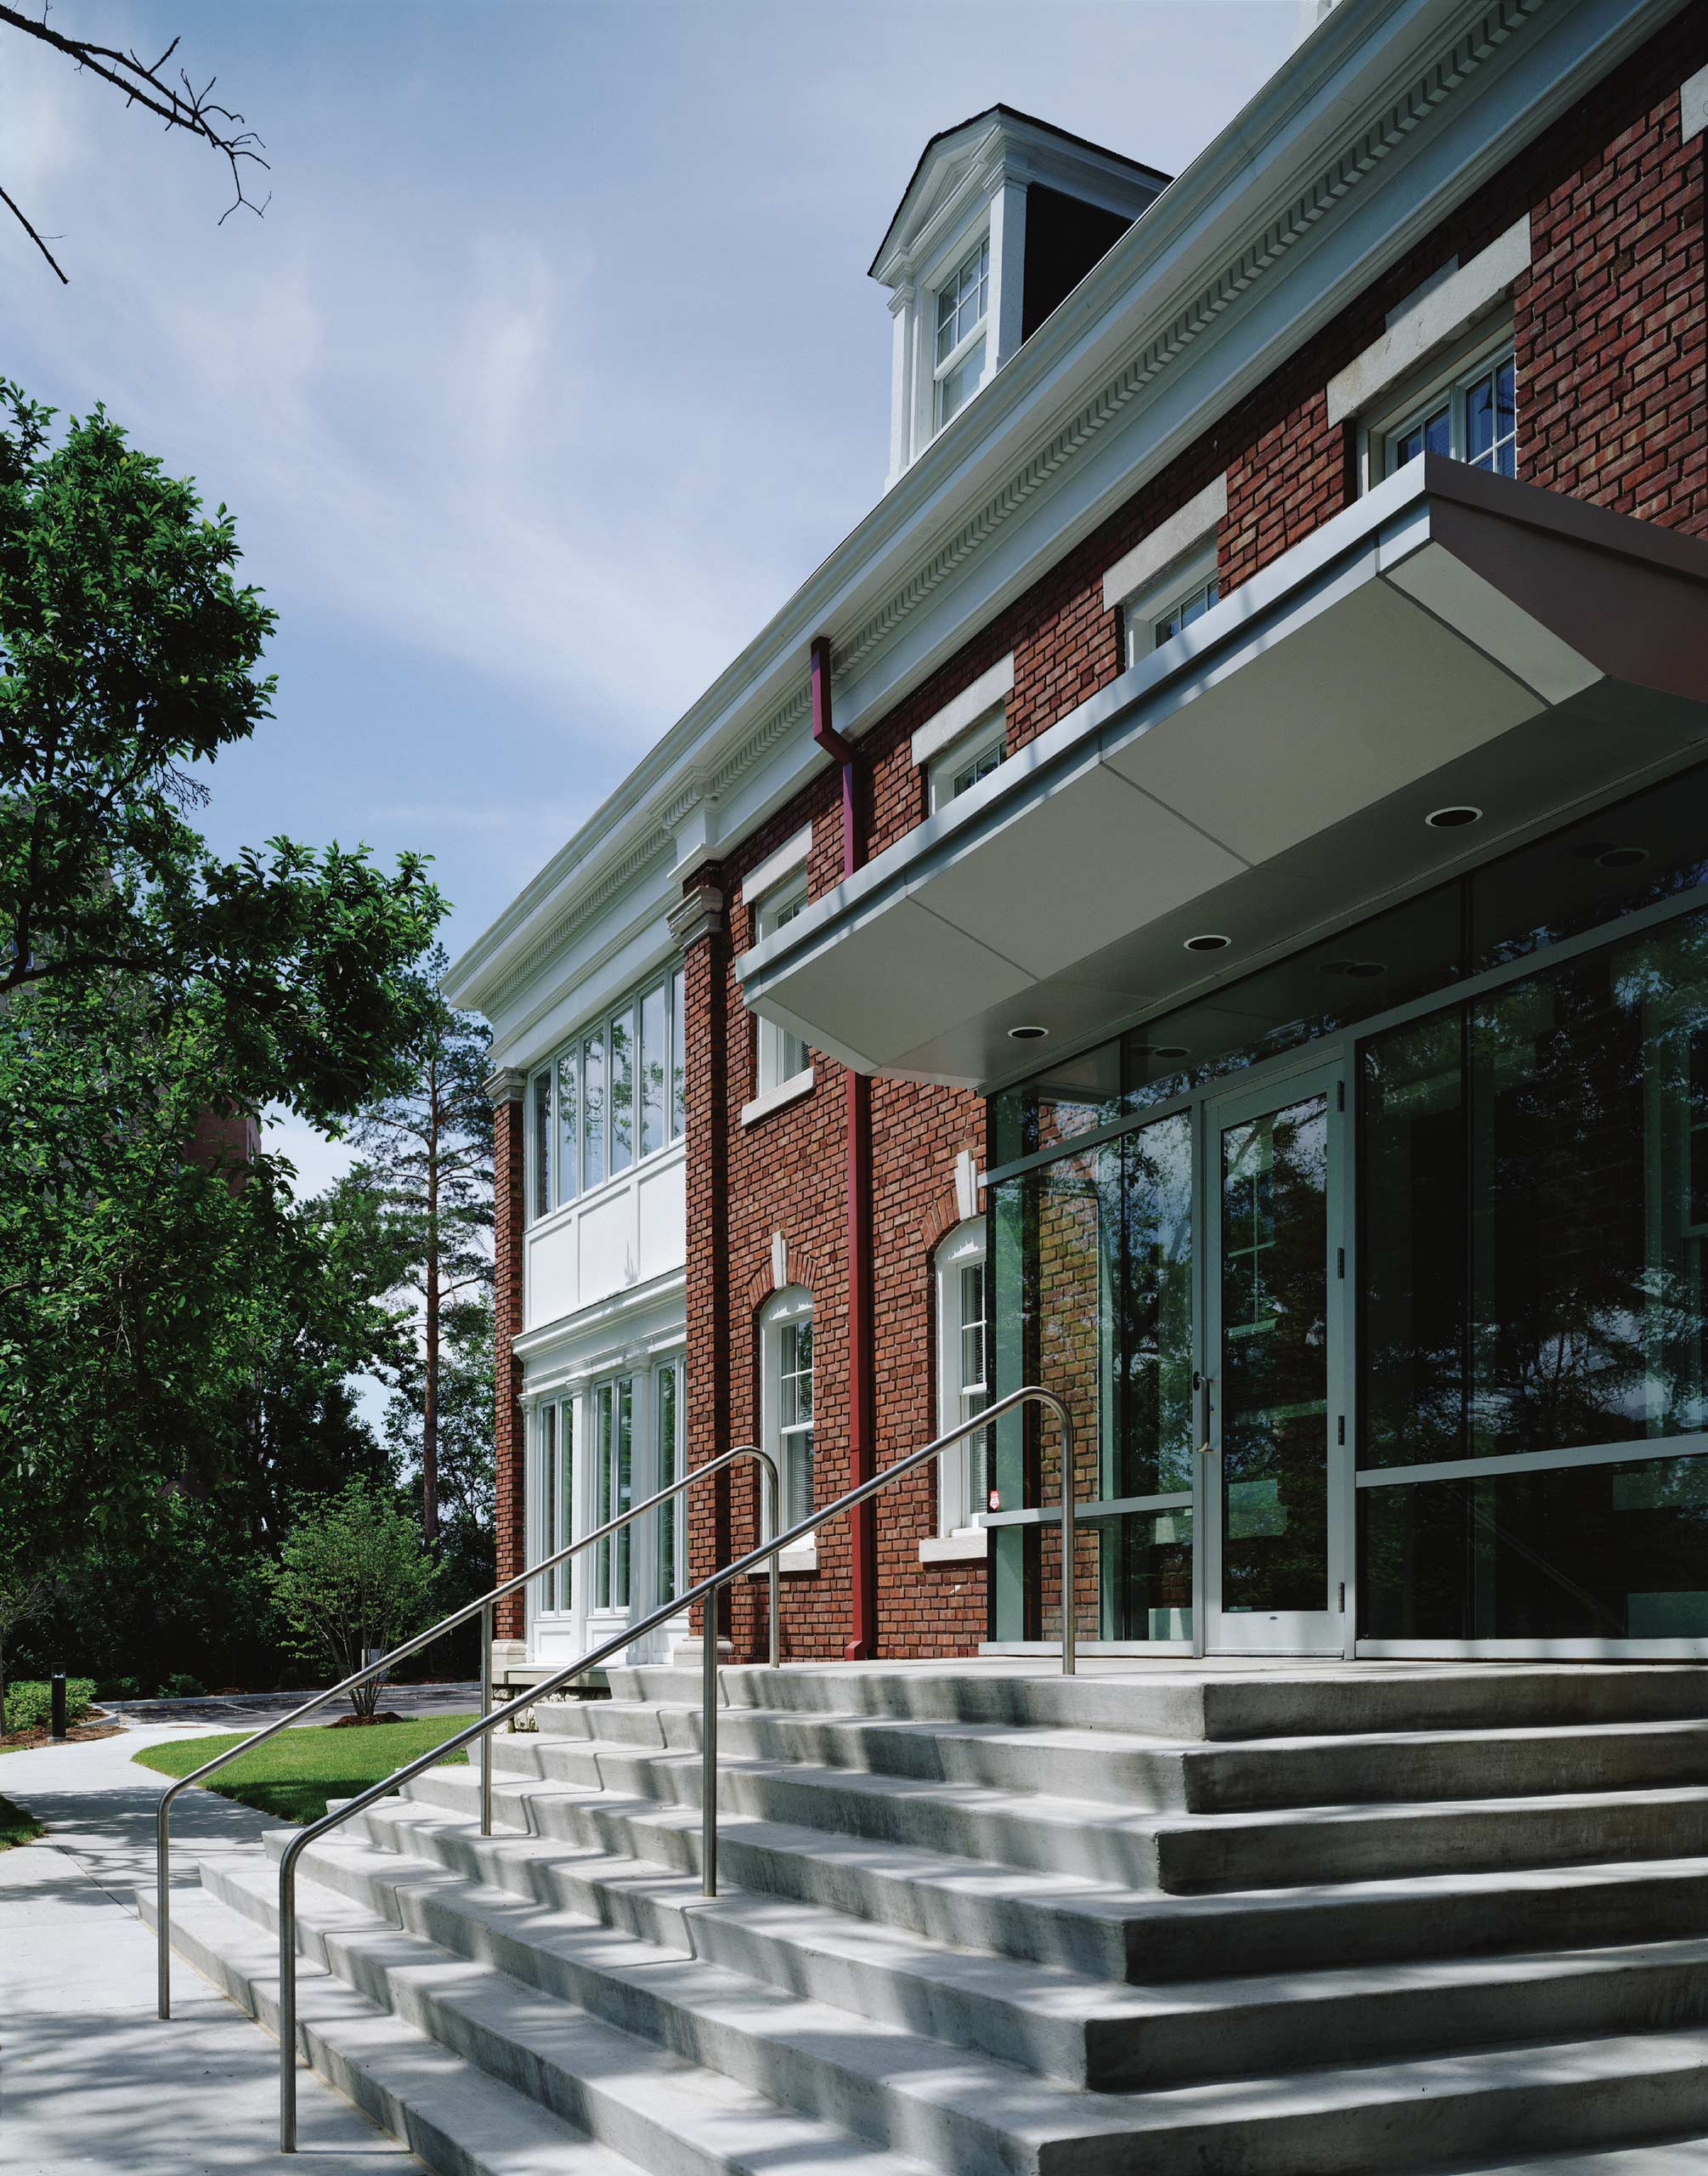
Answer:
1007 1024 1048 1042
1426 805 1482 830
1133 1042 1191 1060
1320 959 1387 979
1596 845 1649 870
1184 933 1230 953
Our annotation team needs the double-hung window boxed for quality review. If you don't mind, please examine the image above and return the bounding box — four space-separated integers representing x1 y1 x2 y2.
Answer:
927 711 1005 813
1122 543 1220 668
754 881 811 1092
934 235 990 432
761 1285 815 1540
1376 334 1517 482
526 962 686 1221
934 1221 991 1539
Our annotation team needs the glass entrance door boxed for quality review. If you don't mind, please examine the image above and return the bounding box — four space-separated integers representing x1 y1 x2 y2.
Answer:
1202 1066 1349 1653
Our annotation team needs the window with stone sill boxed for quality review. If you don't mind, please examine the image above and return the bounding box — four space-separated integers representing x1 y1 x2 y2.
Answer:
935 1218 991 1537
754 880 811 1093
1372 330 1517 484
761 1284 815 1539
1121 544 1220 669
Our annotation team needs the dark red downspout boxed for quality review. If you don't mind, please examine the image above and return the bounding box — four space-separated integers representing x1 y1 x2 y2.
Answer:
811 635 876 1661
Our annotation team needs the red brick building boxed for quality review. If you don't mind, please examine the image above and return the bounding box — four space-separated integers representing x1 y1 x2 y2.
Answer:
447 0 1708 1686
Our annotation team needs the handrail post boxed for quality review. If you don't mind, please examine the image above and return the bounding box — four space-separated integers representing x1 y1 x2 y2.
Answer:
1060 1397 1077 1676
480 1603 494 1836
702 1597 719 1896
766 1462 780 1670
279 1849 298 2152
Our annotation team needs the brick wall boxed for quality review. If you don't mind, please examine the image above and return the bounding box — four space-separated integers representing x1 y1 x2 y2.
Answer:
493 1093 526 1642
460 11 1708 1667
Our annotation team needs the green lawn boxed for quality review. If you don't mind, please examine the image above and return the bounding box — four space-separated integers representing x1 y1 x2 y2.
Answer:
133 1713 474 1825
0 1792 44 1850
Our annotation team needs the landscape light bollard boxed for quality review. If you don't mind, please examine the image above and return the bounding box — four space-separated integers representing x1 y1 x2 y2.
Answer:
50 1672 66 1739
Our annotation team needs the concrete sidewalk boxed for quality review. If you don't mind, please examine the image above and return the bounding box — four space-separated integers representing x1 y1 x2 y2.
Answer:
0 1721 414 2173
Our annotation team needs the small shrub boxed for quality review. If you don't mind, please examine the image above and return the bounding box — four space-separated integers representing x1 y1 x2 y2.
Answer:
157 1673 206 1700
267 1483 437 1717
3 1678 95 1732
98 1676 142 1703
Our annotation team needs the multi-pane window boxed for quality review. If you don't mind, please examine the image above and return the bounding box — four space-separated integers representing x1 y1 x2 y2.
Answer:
1122 548 1220 669
591 1376 634 1612
935 235 990 429
534 1402 573 1612
654 1358 682 1605
928 715 1005 813
755 882 811 1091
935 1222 991 1531
763 1287 815 1533
528 966 685 1221
1381 343 1516 480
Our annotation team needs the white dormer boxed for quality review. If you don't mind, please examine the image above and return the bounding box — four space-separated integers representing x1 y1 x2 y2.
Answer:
870 107 1168 488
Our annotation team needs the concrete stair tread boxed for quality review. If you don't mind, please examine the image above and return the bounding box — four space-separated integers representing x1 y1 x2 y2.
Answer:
337 1795 1708 2037
1443 2145 1708 2173
180 1854 942 2173
144 1884 653 2176
186 1846 1708 2169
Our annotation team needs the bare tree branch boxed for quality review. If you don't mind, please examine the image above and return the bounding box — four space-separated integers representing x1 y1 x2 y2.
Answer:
0 179 67 281
0 3 269 280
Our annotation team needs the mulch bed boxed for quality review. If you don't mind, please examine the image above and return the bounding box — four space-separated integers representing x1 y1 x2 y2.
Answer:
1 1720 124 1751
325 1710 407 1729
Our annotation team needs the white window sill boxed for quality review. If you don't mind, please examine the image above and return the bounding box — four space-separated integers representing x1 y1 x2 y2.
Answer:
919 1529 990 1565
751 1538 817 1575
741 1068 814 1127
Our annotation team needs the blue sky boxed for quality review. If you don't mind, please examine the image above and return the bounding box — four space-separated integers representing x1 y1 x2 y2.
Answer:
5 0 1296 1190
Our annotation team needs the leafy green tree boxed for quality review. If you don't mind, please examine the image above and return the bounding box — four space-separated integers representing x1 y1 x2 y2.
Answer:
266 1481 438 1716
341 946 493 1544
0 381 444 1581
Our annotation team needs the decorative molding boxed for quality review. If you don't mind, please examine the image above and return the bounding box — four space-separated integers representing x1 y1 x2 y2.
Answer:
666 884 727 949
770 1229 789 1293
954 1147 981 1223
1682 59 1708 140
484 1065 526 1105
487 825 675 1021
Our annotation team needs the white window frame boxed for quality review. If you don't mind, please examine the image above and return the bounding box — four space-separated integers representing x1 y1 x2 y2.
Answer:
1361 319 1517 490
531 1398 574 1614
753 880 812 1097
525 960 686 1225
932 232 991 434
925 1220 993 1560
1120 542 1220 669
652 1354 687 1609
927 709 1006 813
760 1284 817 1571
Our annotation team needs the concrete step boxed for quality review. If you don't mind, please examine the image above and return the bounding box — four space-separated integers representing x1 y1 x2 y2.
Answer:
1446 2146 1708 2173
600 1660 1708 1742
322 1792 1708 2093
539 1697 1708 1814
506 1727 1708 1892
401 1764 1708 1989
176 1852 937 2176
184 1845 1708 2175
139 1883 646 2176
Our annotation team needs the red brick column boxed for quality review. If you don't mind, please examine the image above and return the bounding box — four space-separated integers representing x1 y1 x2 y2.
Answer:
486 1068 528 1644
670 878 739 1655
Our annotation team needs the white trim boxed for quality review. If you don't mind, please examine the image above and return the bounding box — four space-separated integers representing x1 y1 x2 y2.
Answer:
910 654 1015 768
1360 1640 1708 1660
1682 61 1708 143
741 1067 815 1127
1355 1433 1708 1489
934 1217 990 1536
919 1529 989 1565
741 825 814 906
752 1539 819 1575
1100 475 1228 613
761 1283 817 1547
1326 215 1530 424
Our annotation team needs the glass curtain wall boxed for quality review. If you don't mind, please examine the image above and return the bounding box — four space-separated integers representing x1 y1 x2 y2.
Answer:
987 758 1708 1652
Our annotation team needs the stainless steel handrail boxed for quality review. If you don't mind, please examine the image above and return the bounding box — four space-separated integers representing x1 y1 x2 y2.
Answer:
274 1384 1072 2149
156 1442 778 2020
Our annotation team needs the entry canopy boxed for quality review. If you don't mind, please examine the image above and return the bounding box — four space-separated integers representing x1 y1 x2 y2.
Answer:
738 457 1708 1092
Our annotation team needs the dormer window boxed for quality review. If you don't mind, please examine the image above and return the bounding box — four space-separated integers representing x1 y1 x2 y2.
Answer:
935 236 990 429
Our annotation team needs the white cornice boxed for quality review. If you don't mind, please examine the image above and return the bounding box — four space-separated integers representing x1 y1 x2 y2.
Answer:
444 0 1688 1024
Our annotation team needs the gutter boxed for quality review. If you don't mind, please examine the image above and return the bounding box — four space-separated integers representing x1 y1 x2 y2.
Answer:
811 636 878 1661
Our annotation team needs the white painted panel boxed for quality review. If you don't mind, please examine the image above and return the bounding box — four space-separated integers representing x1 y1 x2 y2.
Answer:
525 1217 579 1334
579 1188 638 1309
636 1154 687 1284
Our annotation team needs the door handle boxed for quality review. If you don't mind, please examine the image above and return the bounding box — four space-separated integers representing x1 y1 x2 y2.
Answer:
1196 1440 1214 1457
